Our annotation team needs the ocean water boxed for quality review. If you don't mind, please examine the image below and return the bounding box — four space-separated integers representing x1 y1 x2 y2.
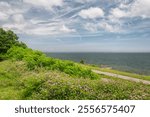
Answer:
45 53 150 75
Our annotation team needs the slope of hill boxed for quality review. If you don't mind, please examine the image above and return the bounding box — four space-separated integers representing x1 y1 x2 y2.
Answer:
0 60 150 100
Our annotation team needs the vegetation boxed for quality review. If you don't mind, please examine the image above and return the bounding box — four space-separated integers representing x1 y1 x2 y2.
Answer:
0 28 26 60
7 46 99 79
0 60 150 100
0 28 150 100
80 59 85 64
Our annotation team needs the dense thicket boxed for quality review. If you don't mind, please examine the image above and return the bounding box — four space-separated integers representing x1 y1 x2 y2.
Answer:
0 28 26 60
0 28 27 53
7 46 99 79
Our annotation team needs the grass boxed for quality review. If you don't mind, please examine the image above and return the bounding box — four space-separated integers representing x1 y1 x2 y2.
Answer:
7 46 99 80
0 60 150 100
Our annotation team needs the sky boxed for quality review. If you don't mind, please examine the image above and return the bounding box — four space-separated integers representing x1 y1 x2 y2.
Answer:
0 0 150 52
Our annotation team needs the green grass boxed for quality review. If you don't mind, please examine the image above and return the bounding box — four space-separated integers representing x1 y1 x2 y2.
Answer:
0 60 150 100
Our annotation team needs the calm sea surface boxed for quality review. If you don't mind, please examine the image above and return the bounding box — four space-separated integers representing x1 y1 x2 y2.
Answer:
45 53 150 75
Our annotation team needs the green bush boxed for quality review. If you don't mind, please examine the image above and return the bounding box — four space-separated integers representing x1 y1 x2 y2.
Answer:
0 28 27 54
21 77 44 99
80 59 85 64
7 46 99 79
0 54 7 61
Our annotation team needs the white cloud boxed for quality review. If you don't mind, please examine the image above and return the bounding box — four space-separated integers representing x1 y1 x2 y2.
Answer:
12 14 25 23
30 19 46 24
3 15 27 33
110 0 150 18
110 8 127 18
0 2 11 21
3 20 75 36
0 1 27 21
99 22 120 32
23 0 64 11
0 0 75 36
129 0 150 18
84 22 121 32
0 12 9 21
60 25 76 33
24 24 75 35
84 23 98 32
3 23 26 33
1 0 149 37
78 7 104 19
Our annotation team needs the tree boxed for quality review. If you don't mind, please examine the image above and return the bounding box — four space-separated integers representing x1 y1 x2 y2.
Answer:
0 28 27 54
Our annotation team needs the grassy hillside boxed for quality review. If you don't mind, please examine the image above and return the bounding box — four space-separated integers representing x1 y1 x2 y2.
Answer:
7 46 99 80
0 60 150 100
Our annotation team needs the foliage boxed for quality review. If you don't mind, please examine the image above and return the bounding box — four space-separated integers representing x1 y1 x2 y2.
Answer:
80 59 85 64
0 53 7 61
0 28 27 60
7 46 99 79
0 60 150 100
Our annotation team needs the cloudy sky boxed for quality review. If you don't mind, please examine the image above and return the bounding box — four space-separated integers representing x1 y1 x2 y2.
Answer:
0 0 150 52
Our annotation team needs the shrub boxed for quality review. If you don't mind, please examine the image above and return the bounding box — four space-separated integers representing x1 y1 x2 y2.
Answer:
0 28 27 54
0 54 7 61
7 46 99 79
21 77 44 98
80 59 85 64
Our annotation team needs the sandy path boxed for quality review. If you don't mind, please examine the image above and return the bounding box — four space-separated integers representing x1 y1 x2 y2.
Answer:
92 70 150 85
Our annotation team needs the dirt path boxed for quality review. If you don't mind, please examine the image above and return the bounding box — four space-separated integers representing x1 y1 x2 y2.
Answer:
92 70 150 85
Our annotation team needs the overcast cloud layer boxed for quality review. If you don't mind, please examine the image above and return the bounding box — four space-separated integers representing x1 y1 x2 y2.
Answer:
0 0 150 52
